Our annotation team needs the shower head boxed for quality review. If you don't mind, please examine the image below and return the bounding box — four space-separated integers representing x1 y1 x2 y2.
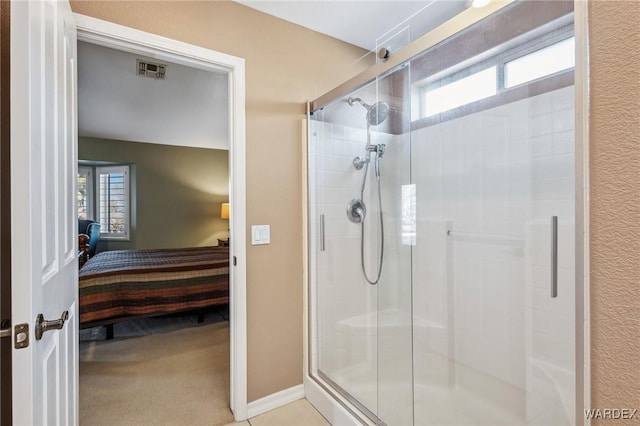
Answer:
366 101 389 126
347 97 390 126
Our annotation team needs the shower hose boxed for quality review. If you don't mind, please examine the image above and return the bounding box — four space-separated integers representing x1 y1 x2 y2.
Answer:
359 145 384 285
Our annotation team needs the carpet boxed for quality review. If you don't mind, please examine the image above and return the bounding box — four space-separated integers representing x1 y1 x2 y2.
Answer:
80 317 234 426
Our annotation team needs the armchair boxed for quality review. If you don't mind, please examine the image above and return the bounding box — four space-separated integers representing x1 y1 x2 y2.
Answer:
78 219 101 257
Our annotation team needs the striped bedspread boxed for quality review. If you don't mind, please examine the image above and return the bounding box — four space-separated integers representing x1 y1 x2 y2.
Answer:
79 246 229 325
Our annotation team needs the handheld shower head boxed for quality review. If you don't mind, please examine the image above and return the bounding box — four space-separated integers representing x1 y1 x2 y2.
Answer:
347 97 390 126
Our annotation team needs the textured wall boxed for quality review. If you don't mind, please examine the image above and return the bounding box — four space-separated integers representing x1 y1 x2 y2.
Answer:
70 0 369 402
589 0 640 421
79 137 229 251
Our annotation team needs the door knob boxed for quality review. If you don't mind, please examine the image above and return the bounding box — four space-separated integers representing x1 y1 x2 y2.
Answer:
35 311 69 340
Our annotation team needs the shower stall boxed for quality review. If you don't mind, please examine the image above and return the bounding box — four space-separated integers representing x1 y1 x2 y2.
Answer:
307 1 584 425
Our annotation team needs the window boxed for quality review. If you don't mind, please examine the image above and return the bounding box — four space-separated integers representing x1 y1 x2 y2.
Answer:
96 166 130 239
77 166 93 220
77 164 131 240
504 37 575 88
424 67 497 117
418 34 575 120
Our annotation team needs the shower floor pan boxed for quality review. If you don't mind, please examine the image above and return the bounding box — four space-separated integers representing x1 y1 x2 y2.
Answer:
323 310 572 425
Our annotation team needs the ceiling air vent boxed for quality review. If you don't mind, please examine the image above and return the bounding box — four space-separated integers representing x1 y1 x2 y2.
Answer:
136 59 167 80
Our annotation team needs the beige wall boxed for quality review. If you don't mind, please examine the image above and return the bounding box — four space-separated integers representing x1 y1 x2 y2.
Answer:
70 0 369 402
79 137 229 252
589 1 640 420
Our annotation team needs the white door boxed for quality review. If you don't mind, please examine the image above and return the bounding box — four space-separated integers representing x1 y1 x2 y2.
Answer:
10 0 78 424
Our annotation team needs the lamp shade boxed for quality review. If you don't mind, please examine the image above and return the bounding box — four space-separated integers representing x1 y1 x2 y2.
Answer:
220 203 230 220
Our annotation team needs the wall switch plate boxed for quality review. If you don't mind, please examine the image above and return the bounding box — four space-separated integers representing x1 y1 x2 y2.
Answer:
251 225 270 245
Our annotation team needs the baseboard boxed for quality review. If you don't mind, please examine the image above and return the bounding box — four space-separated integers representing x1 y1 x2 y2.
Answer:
246 384 305 418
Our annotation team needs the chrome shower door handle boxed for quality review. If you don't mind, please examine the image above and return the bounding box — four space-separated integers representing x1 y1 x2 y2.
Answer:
35 310 69 340
550 216 558 298
320 214 326 252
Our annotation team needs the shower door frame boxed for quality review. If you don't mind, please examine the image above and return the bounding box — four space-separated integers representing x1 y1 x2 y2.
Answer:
303 1 591 425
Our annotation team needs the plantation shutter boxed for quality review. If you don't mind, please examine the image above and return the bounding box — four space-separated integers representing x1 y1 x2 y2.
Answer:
96 165 130 239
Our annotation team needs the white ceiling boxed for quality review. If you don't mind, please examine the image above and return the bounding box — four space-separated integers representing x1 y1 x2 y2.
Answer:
78 2 469 148
78 42 230 150
234 0 469 51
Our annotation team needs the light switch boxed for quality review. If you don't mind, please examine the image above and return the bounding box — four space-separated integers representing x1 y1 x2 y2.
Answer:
251 225 270 245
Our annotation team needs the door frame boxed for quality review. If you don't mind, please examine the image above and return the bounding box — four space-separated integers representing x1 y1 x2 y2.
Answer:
74 14 248 420
0 2 11 424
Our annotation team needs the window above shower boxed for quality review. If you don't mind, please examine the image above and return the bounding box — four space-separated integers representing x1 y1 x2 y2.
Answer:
504 37 575 88
423 66 498 117
415 29 575 122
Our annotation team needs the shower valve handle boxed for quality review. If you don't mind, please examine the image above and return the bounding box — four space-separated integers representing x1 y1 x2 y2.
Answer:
346 199 367 224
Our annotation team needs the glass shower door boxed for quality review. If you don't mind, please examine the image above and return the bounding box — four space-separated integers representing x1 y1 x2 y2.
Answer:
310 4 578 425
310 67 414 425
311 105 379 416
409 5 576 425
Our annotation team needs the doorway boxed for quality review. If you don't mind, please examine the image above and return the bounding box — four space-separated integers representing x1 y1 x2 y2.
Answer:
75 13 248 421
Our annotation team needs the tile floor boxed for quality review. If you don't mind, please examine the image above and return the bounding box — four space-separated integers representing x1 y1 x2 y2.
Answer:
224 399 330 426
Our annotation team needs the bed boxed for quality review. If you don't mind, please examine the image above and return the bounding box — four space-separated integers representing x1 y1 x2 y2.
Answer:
79 246 229 339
